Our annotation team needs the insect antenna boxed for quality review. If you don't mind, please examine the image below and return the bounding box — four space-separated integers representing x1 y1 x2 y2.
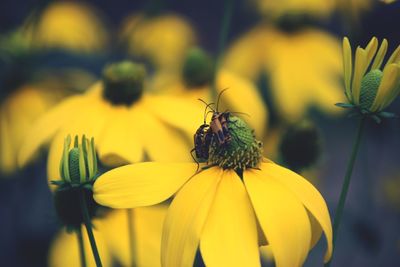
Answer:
198 98 215 123
216 87 229 112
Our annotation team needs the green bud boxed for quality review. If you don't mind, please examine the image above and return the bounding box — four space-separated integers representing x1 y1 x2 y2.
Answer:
182 48 214 88
208 116 263 174
359 69 383 110
102 61 146 106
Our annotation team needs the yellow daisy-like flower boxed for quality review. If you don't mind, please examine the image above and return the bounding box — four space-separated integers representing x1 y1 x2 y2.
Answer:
24 1 108 53
18 61 202 181
93 115 332 267
0 85 63 175
120 13 196 71
224 25 344 121
253 0 335 19
340 37 400 116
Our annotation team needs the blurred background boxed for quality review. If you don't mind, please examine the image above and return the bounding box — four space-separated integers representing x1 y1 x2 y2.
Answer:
1 0 400 266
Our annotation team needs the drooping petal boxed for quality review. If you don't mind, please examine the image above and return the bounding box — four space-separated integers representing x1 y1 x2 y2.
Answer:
342 37 353 100
200 170 260 267
351 47 368 104
162 167 222 267
371 39 388 70
370 64 400 112
48 224 110 267
93 162 198 208
385 44 400 67
100 205 168 267
244 168 312 267
259 162 332 262
135 108 192 162
143 94 203 137
17 94 87 167
97 105 143 166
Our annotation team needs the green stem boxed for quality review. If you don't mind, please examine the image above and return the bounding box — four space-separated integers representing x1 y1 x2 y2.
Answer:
211 0 235 100
80 192 103 267
325 117 366 267
127 209 136 267
77 227 87 267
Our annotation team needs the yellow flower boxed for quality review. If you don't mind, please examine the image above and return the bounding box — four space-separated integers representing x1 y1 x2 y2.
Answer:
253 0 335 19
224 25 344 121
24 1 108 53
340 37 400 115
93 116 332 267
120 13 196 71
49 205 167 267
0 85 62 175
18 61 203 182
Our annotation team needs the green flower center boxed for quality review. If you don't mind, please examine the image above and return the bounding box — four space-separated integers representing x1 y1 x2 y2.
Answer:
359 69 383 110
208 116 262 174
102 61 146 106
182 48 214 88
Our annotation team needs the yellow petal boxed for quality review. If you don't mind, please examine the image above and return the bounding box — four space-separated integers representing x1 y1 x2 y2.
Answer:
18 94 87 167
135 108 192 162
342 37 353 100
97 106 143 166
99 205 168 267
48 224 110 267
244 168 312 267
93 162 198 208
370 64 400 112
216 69 268 138
351 47 367 104
364 37 378 68
385 44 400 67
161 167 222 267
260 162 332 262
200 170 261 267
0 104 15 174
371 39 388 70
143 94 203 137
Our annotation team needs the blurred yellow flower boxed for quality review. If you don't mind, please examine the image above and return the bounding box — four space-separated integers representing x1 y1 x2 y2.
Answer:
120 13 196 71
94 115 332 267
0 86 62 175
49 206 167 267
224 25 344 121
18 61 202 181
340 37 400 115
24 1 108 53
253 0 335 19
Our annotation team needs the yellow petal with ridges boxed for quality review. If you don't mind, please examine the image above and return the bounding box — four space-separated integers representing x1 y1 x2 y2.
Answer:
48 224 110 267
97 105 143 166
385 45 400 68
370 64 400 112
351 47 367 104
200 170 260 267
260 162 332 262
93 162 198 208
135 108 192 162
343 37 353 100
364 37 378 69
161 167 222 267
244 168 311 267
371 39 388 70
380 65 400 109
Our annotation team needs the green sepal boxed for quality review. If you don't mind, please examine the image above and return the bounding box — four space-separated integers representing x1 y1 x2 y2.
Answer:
379 111 397 119
371 115 382 124
335 102 354 109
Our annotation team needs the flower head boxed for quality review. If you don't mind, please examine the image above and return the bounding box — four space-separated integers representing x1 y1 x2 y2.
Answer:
339 37 400 118
93 115 332 267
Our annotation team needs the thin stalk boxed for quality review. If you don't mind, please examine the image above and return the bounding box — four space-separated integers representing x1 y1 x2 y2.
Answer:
211 0 235 100
80 192 103 267
127 209 136 267
325 117 366 267
77 227 87 267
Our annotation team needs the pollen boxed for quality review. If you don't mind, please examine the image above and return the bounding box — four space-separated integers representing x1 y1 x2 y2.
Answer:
208 116 263 173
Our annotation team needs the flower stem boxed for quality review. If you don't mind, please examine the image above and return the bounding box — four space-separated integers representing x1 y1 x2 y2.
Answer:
77 227 87 267
211 0 234 100
127 209 136 267
80 191 103 267
325 117 366 266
